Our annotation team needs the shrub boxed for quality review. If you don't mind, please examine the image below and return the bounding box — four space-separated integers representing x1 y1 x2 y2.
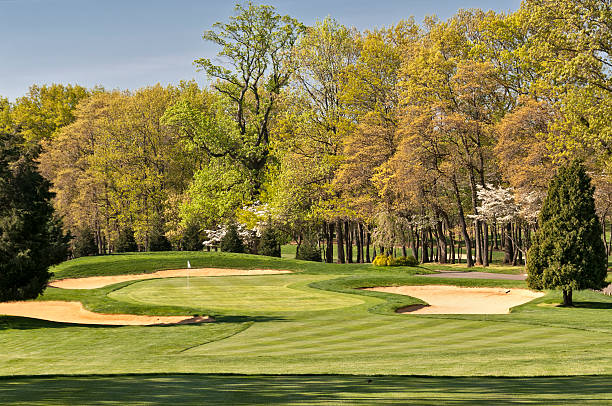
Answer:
72 227 98 258
296 239 321 262
259 227 281 257
373 254 418 267
220 224 245 253
395 255 419 266
115 227 138 253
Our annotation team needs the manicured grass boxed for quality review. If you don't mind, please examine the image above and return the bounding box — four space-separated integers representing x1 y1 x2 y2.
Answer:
2 251 611 403
107 274 365 314
1 374 611 405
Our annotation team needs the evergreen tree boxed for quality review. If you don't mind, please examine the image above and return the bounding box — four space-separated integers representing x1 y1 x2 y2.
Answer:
149 227 172 252
115 227 138 253
220 224 244 253
296 238 322 262
72 227 97 258
259 227 281 257
527 161 607 306
0 132 69 301
181 222 202 251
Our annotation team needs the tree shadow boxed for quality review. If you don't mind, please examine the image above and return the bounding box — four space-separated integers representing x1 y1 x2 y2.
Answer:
572 301 612 310
0 316 121 330
0 314 286 330
0 374 610 405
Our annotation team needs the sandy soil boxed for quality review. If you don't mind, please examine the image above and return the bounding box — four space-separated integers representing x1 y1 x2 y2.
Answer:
49 268 292 290
0 301 213 326
365 285 544 314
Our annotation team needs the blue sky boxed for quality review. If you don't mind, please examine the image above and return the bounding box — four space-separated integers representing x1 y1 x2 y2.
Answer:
0 0 521 100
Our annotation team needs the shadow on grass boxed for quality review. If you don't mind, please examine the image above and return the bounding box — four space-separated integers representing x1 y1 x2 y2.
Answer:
0 374 610 405
0 316 118 331
572 301 612 310
0 315 285 331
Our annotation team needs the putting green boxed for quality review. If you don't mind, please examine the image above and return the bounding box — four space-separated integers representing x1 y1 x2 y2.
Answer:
107 274 364 313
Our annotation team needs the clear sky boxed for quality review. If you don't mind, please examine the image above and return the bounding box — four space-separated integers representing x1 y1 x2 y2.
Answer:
0 0 521 101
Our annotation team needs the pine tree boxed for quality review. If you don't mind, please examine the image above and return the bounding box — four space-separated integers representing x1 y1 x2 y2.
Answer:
220 224 244 253
296 238 322 262
259 227 281 257
149 226 172 252
115 227 138 253
72 227 98 258
181 222 202 251
526 161 607 306
0 132 69 301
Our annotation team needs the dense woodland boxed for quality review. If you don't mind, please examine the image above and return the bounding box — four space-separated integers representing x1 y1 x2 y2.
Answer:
1 0 610 267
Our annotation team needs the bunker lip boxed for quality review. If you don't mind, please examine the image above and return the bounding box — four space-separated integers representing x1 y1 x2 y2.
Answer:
0 300 214 326
49 268 293 290
364 285 544 314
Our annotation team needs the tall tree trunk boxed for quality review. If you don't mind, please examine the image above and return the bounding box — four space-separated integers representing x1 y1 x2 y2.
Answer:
336 220 345 264
410 225 419 262
563 288 573 306
345 221 353 263
359 223 365 263
356 223 362 263
421 227 430 263
436 220 447 264
482 222 489 266
326 222 334 263
449 230 456 264
429 227 435 262
452 174 474 267
504 223 513 264
366 231 371 263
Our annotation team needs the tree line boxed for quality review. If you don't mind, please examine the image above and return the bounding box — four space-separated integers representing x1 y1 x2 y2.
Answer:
1 0 610 267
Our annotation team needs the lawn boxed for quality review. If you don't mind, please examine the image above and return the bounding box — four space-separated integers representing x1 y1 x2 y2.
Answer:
1 251 611 404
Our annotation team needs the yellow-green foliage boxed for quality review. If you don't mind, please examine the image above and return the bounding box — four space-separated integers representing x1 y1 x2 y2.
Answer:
372 254 418 267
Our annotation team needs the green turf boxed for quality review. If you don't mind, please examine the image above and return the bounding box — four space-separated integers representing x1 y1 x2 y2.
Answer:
3 251 611 403
107 275 365 313
1 374 611 405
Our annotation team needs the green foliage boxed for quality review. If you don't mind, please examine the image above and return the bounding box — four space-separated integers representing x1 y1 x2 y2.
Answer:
220 224 245 253
115 228 138 253
527 162 608 304
0 132 69 301
181 222 202 251
372 254 419 267
259 227 281 257
72 227 97 258
296 239 322 262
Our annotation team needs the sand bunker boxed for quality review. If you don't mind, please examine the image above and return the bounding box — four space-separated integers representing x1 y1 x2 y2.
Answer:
365 285 544 314
49 268 292 290
0 301 213 326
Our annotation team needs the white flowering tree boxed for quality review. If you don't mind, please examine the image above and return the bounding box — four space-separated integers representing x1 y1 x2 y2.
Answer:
471 184 543 265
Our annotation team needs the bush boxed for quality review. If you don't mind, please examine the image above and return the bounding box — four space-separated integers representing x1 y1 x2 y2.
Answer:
296 239 321 262
181 222 202 251
72 227 97 258
395 255 419 266
220 224 245 253
373 254 418 267
115 227 138 253
259 227 281 257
